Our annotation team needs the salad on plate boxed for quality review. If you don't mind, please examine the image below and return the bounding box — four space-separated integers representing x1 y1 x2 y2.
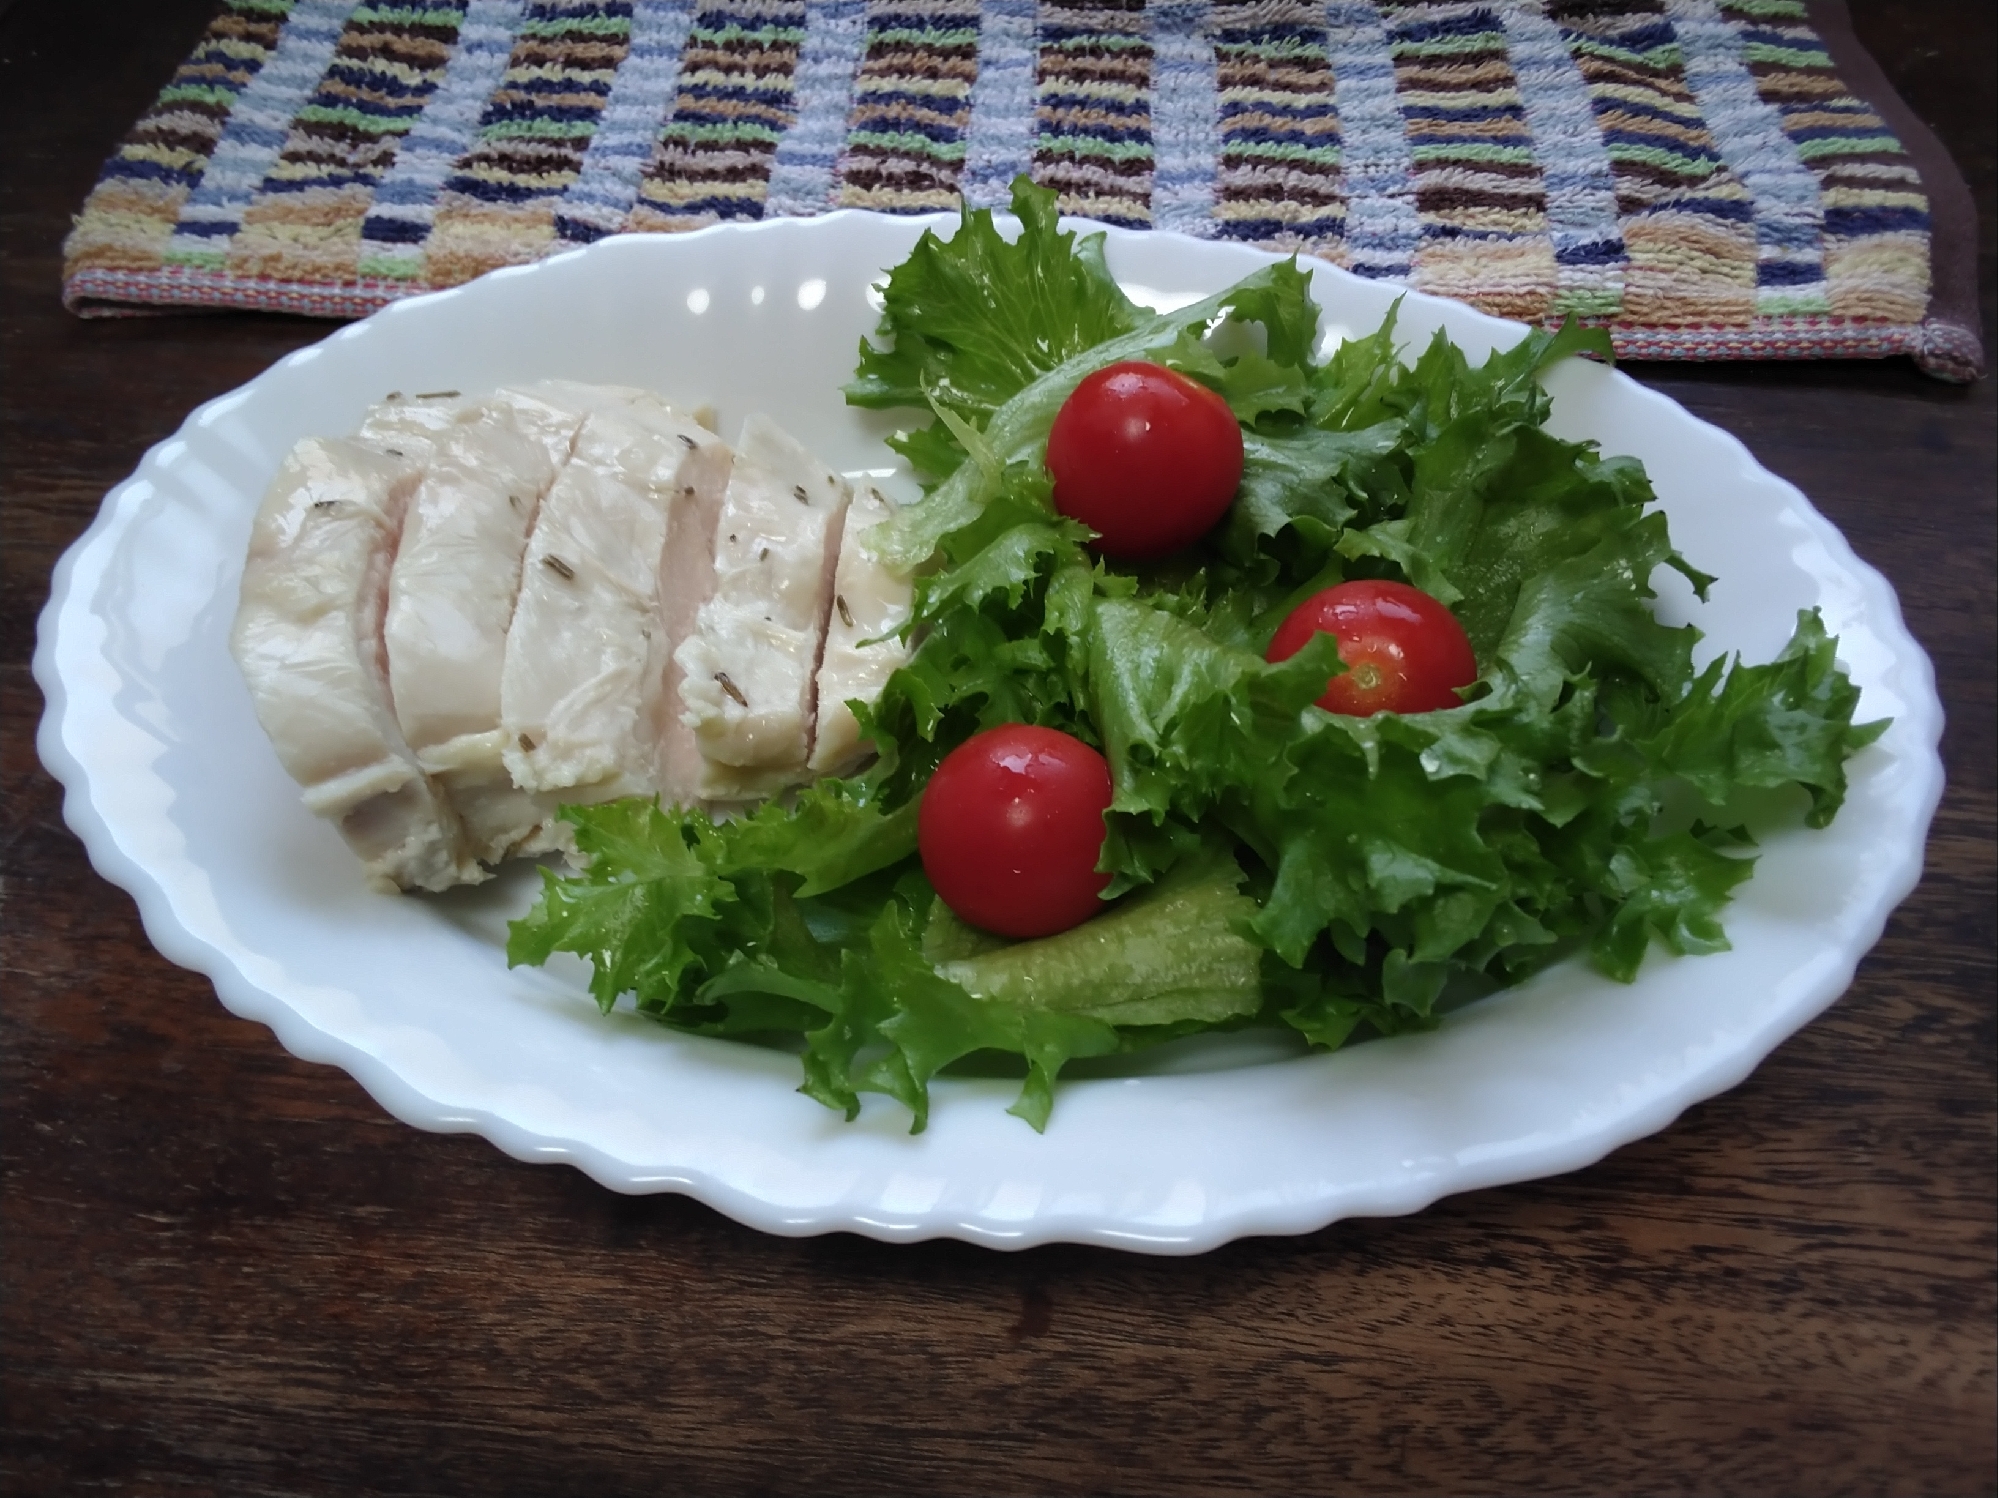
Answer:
502 180 1882 1132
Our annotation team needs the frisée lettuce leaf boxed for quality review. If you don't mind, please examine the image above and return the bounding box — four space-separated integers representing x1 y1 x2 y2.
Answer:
510 178 1884 1132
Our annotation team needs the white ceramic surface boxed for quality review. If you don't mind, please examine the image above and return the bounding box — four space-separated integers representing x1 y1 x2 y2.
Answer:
34 213 1943 1253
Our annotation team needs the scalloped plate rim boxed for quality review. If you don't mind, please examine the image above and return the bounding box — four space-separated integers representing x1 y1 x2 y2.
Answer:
32 211 1944 1254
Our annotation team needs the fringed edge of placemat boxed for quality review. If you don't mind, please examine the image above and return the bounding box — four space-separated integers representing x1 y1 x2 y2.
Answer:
61 263 1983 383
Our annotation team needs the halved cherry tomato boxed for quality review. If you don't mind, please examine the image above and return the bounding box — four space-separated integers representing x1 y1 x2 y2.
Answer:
1046 361 1243 559
1266 579 1478 716
918 724 1114 939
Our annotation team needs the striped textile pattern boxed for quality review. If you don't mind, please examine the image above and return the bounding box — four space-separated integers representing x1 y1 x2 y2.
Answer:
226 1 473 284
1210 0 1346 257
1716 0 1925 324
62 0 1976 377
1388 1 1558 322
1034 0 1156 228
835 0 981 213
62 0 293 277
629 0 811 227
422 0 639 279
358 0 531 278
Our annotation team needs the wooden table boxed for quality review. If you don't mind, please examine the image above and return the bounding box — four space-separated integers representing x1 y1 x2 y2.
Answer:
4 3 1991 1492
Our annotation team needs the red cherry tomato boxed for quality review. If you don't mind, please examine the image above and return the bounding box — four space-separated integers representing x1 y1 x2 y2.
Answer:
918 724 1114 939
1046 361 1244 559
1266 580 1479 716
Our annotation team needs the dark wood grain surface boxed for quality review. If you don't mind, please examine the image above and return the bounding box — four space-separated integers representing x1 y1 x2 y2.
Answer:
4 4 1991 1494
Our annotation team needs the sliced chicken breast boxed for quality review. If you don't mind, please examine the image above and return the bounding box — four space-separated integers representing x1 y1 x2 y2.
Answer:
380 395 569 866
807 484 913 776
500 396 733 808
503 380 648 462
651 435 731 809
674 415 854 800
495 380 723 812
231 437 479 893
354 389 473 457
359 382 642 471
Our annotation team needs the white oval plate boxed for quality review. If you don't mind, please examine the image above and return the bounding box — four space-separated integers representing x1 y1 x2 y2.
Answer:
35 213 1942 1253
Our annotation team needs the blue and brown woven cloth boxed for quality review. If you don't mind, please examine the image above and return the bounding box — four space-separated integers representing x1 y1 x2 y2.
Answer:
63 0 1983 379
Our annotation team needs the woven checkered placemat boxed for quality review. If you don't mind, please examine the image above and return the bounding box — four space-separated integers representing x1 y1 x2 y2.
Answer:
62 0 1983 379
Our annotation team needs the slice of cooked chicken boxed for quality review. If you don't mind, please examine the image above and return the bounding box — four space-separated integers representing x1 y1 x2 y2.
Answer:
650 431 731 810
354 389 473 457
807 483 913 776
503 380 647 463
500 395 733 808
380 395 569 866
231 437 480 893
674 415 854 801
492 379 722 813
